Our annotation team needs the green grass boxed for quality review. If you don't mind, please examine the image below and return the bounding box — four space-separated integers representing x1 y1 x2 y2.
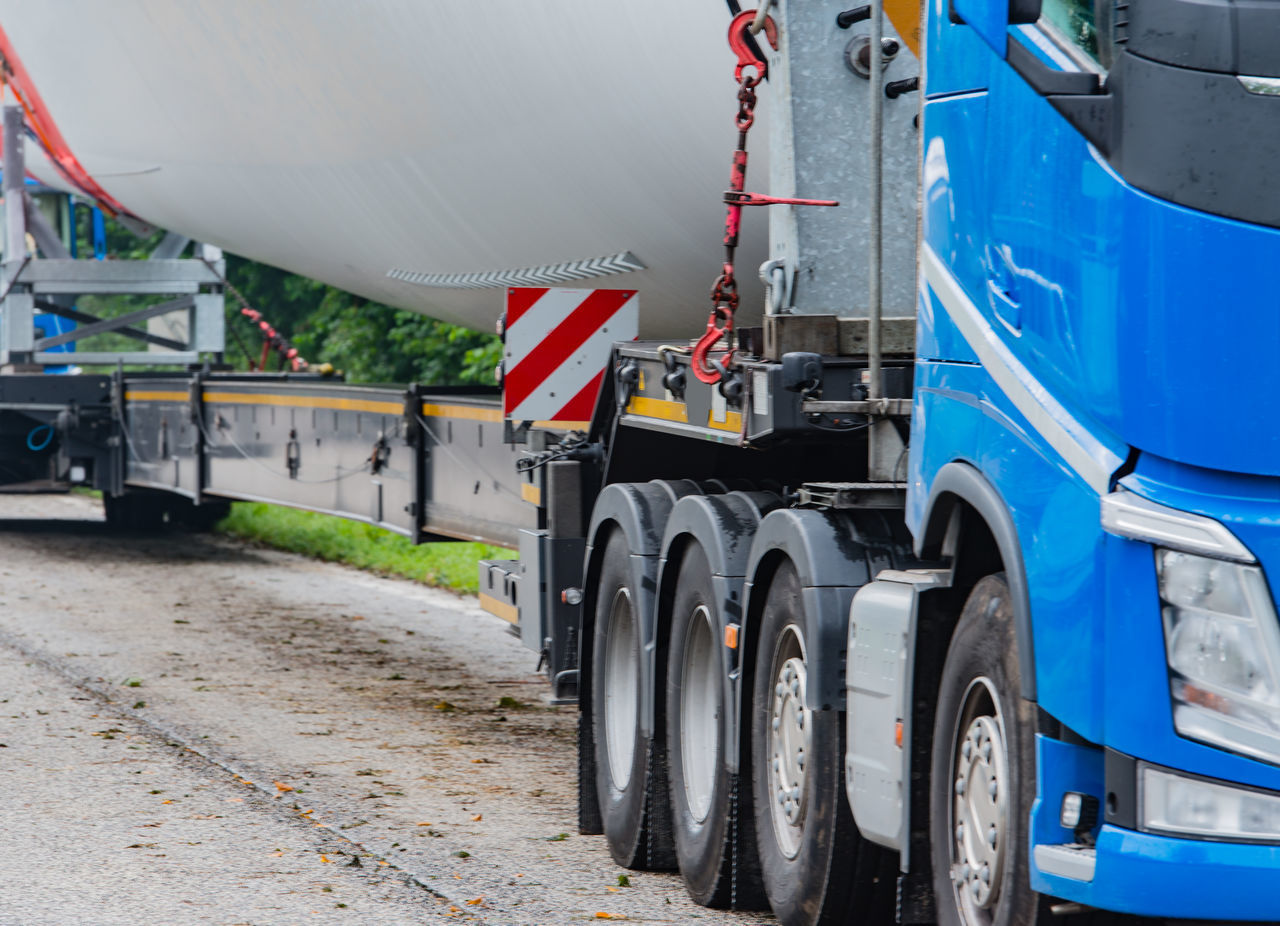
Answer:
216 502 512 594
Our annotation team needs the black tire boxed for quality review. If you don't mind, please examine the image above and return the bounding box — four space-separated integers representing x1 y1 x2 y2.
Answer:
665 542 761 908
750 560 895 926
930 574 1045 926
103 492 166 532
172 498 232 532
591 528 669 869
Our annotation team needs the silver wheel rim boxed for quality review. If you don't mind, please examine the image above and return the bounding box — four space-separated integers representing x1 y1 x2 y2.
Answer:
604 586 639 790
680 604 720 823
767 624 811 860
947 676 1010 923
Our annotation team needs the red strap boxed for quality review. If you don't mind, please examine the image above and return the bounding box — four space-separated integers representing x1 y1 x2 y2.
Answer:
0 26 131 217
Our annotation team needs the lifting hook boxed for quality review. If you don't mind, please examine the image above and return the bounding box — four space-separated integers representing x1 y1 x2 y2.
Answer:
728 10 778 86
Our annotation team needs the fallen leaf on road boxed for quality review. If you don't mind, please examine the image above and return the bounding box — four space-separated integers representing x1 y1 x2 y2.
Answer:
466 898 483 906
595 913 626 920
275 781 294 792
416 822 433 827
320 855 333 863
162 799 175 804
434 701 456 712
471 814 482 822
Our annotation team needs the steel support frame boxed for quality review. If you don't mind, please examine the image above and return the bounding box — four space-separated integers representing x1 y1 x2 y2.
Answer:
766 0 920 318
0 104 224 367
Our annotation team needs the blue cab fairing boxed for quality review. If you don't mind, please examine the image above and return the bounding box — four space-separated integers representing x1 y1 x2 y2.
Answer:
910 0 1280 917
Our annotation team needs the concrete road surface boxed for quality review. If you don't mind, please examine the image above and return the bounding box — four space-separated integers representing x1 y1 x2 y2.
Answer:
0 493 771 925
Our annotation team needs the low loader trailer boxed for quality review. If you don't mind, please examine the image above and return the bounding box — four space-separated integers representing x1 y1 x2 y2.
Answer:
2 1 1280 924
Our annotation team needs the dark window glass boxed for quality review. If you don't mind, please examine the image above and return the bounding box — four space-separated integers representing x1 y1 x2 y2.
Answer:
1042 0 1101 64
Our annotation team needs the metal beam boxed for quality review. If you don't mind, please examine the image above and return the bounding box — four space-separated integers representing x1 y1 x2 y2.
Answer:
40 351 198 366
149 232 190 260
34 295 194 351
3 106 26 261
9 258 223 287
24 198 73 259
34 299 187 351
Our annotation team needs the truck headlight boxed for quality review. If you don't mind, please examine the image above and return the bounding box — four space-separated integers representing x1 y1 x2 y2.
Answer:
1157 549 1280 765
1141 763 1280 842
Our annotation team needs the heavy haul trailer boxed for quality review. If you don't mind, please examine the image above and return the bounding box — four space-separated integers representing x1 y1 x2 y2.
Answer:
2 2 1280 926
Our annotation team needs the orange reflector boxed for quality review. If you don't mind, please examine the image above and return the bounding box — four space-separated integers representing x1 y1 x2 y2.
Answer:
894 720 904 749
724 623 740 650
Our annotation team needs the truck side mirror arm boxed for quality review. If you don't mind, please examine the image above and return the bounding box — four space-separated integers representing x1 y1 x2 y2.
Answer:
1006 36 1115 156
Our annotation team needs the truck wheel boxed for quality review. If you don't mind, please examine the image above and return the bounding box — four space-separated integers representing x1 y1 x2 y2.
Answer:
930 574 1044 926
591 528 658 868
172 499 231 532
665 543 748 907
103 492 166 531
751 560 894 926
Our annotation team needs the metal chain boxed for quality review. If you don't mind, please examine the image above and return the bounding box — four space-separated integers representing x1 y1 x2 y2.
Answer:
692 11 774 385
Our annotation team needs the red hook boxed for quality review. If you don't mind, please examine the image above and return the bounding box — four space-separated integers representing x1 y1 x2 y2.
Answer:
728 10 778 85
691 306 734 384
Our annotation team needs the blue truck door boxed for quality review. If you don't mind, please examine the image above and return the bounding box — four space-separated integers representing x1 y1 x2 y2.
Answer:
979 5 1124 448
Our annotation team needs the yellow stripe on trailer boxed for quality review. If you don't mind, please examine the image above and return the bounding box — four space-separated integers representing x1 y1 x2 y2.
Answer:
204 391 404 415
478 592 519 625
708 410 743 433
530 419 592 431
421 402 504 423
125 390 189 402
625 395 689 423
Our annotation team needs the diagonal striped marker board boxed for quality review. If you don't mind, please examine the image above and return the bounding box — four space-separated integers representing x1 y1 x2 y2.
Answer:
503 287 638 427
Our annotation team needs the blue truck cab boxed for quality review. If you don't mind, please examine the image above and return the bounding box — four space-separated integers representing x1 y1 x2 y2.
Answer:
911 0 1280 918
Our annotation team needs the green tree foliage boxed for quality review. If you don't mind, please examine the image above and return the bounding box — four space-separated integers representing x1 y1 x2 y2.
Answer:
223 255 500 386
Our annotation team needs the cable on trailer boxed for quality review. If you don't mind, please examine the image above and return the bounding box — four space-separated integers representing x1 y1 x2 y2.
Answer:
25 423 53 452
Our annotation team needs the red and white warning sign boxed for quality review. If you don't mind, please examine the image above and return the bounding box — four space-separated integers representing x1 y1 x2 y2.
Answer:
502 287 639 425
